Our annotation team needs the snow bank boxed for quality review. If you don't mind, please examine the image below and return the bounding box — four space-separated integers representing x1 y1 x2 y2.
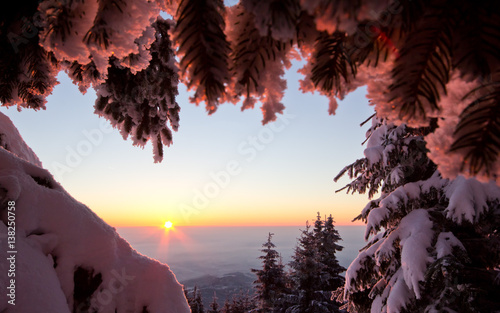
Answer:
0 113 189 312
0 113 42 167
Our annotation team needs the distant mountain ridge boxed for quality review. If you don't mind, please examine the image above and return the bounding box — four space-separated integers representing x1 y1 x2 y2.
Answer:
183 271 255 307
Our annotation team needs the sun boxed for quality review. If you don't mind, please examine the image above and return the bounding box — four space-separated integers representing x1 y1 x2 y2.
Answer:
164 221 173 229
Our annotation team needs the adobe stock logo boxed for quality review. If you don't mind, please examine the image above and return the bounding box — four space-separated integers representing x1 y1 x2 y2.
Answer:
179 112 295 222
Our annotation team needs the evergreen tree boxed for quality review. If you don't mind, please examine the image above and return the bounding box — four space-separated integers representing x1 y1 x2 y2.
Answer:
221 299 232 313
186 286 205 313
335 117 500 312
183 286 191 304
1 1 500 180
251 232 288 312
286 213 345 313
207 292 221 313
288 221 325 312
319 214 345 291
221 292 255 313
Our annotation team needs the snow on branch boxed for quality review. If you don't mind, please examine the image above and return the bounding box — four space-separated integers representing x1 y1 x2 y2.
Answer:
425 73 500 181
227 4 291 124
40 0 159 80
94 18 179 162
2 0 500 173
444 176 500 224
340 115 500 312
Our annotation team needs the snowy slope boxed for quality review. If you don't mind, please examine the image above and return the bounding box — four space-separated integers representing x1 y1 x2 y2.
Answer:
0 113 42 167
0 112 189 313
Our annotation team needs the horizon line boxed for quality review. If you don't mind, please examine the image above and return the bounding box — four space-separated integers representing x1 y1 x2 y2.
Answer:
113 223 365 228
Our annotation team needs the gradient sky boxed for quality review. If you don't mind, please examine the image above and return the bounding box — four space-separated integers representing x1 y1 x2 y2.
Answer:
1 61 375 227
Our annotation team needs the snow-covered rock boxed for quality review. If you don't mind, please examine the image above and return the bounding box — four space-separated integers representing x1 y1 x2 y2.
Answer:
0 112 189 313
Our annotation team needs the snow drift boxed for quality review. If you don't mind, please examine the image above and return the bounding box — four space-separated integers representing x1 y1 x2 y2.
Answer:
0 112 189 313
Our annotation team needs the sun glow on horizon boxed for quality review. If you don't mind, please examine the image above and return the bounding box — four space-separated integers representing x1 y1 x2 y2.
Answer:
164 221 173 229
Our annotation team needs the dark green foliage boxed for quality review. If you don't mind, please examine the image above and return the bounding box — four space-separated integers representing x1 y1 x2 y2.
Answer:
0 1 58 109
452 1 500 80
1 0 500 174
388 1 457 121
221 292 255 313
186 286 205 313
336 117 500 312
251 232 288 312
311 32 356 96
285 213 345 313
229 4 289 101
334 122 436 200
94 18 179 162
207 293 221 313
175 0 230 112
450 74 500 176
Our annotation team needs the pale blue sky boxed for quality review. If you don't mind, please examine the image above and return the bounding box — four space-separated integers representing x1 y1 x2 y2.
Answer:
1 61 374 226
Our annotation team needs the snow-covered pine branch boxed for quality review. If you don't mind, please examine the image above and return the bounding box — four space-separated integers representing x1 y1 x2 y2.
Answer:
226 3 291 124
94 18 179 162
337 117 500 312
1 0 500 178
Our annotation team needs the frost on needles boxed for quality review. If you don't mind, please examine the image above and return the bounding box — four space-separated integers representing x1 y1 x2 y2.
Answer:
1 1 499 180
335 117 500 313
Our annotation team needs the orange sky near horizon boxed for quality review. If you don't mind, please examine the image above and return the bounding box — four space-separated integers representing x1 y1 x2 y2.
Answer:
99 213 365 228
2 65 375 229
86 188 368 228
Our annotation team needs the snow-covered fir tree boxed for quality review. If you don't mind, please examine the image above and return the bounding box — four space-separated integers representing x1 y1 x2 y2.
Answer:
334 117 500 312
1 1 499 180
186 286 205 313
251 232 288 312
318 214 346 292
285 213 345 313
221 292 255 313
222 299 232 313
208 293 221 313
